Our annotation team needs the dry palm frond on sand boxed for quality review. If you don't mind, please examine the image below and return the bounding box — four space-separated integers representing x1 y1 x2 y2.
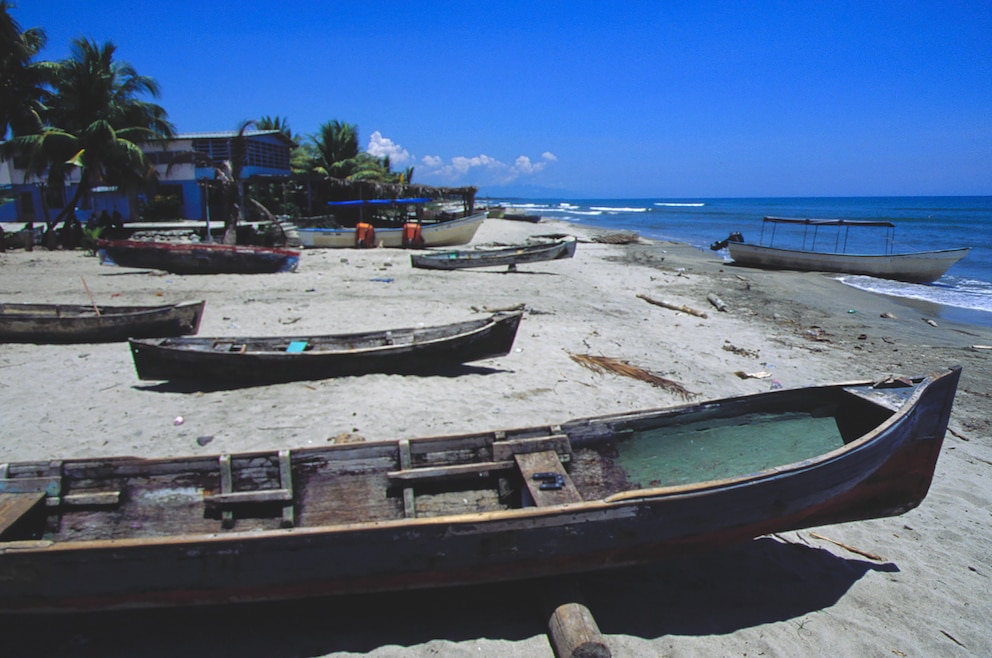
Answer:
567 353 696 400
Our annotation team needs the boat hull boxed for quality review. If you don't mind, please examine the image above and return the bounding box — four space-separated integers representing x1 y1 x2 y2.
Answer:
0 301 205 343
410 236 577 270
97 240 300 274
298 213 486 249
727 242 970 283
0 367 960 612
128 312 523 383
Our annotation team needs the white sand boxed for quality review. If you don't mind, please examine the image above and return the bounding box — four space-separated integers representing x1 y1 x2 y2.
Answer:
1 217 990 656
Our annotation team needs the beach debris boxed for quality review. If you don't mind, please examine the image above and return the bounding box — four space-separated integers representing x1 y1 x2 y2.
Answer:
636 293 707 318
940 630 967 649
809 531 884 561
880 311 898 319
279 316 302 325
706 293 728 312
972 344 992 351
872 374 914 388
567 353 696 400
734 370 771 379
196 435 214 447
471 302 527 314
173 416 184 426
590 231 640 244
327 432 366 445
803 327 831 342
723 342 759 358
922 317 939 327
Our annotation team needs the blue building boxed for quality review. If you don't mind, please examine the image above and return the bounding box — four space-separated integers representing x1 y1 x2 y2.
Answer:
0 130 295 225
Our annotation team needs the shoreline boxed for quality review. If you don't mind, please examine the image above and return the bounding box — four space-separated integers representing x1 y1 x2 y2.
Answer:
1 217 991 656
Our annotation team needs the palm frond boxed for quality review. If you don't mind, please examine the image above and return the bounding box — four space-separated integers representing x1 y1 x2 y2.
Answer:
567 353 696 400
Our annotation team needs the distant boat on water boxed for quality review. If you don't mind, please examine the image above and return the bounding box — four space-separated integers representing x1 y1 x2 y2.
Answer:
713 217 970 284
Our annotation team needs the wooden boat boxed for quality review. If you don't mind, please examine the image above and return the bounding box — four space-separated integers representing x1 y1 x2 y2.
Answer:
0 366 960 612
410 236 577 271
713 217 969 283
298 212 486 249
97 240 300 274
0 300 205 343
128 312 523 383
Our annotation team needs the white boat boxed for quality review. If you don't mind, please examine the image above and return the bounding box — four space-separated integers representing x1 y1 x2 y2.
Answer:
298 212 486 249
715 217 970 284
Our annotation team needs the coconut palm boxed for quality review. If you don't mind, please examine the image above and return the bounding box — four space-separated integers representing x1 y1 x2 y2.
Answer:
0 1 51 138
6 37 174 233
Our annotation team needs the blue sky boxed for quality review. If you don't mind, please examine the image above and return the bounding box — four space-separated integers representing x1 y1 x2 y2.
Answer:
11 1 992 198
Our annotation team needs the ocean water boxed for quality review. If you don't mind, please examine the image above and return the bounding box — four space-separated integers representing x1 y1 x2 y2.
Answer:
494 196 992 327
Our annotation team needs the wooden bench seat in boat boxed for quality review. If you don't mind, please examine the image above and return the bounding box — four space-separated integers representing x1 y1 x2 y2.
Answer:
514 450 582 506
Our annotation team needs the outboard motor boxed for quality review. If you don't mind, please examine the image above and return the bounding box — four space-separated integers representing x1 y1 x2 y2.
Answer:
709 232 744 251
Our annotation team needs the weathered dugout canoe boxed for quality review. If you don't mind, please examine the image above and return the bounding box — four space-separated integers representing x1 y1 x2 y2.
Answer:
97 240 300 274
0 301 205 343
298 212 486 249
410 236 577 271
0 367 960 612
128 312 523 383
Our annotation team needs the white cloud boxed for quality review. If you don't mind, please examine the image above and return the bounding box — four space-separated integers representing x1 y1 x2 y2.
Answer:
365 131 411 165
419 151 557 185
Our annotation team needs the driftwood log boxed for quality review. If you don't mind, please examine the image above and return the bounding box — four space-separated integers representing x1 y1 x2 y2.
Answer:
540 579 611 658
706 293 728 312
637 294 708 318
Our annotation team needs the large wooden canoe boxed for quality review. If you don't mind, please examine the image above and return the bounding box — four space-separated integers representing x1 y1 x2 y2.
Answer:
410 236 577 271
0 366 960 612
298 212 486 249
97 240 300 274
128 312 523 383
0 300 205 343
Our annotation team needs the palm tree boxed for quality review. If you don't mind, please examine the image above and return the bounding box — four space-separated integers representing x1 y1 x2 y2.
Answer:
6 37 174 233
0 1 51 138
310 120 360 178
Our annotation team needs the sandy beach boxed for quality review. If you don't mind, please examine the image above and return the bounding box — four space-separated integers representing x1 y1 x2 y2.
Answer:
1 216 990 657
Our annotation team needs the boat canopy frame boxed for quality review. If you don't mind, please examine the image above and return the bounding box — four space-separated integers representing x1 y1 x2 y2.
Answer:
760 216 897 255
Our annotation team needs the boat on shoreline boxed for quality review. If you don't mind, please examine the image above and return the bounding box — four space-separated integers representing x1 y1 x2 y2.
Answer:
298 212 486 249
713 217 970 283
0 366 960 612
97 240 300 275
128 312 523 383
0 300 205 343
410 235 577 271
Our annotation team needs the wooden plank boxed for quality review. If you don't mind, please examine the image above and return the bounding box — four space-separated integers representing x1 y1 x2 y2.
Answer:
387 460 514 483
399 440 415 518
0 492 45 538
204 489 293 506
278 449 294 528
515 451 582 506
219 454 234 528
493 434 572 462
62 491 120 507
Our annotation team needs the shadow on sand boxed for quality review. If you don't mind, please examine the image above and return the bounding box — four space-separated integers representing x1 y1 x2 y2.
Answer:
131 364 511 393
0 537 896 657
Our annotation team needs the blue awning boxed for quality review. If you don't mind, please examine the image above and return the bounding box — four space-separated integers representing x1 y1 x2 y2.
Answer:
327 198 432 207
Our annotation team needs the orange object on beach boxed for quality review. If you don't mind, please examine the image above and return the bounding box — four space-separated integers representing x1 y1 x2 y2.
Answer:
355 223 376 248
402 222 424 247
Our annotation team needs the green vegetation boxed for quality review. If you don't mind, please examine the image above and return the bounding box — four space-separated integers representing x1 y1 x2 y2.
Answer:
0 3 434 244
